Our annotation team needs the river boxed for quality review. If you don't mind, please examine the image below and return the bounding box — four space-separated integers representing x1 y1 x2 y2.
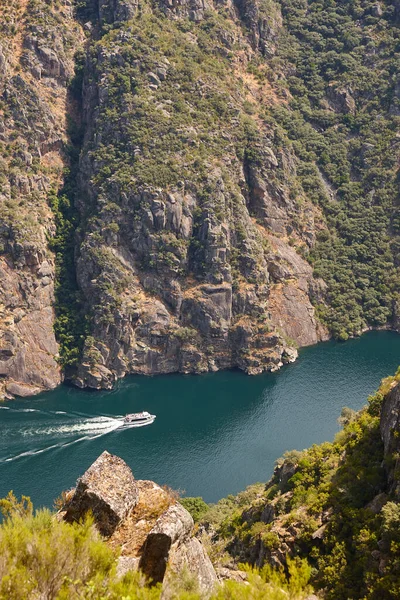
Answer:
1 331 399 507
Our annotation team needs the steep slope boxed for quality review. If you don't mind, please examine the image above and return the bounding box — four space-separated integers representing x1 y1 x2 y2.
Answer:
0 0 84 397
72 0 327 389
200 371 400 599
1 0 400 396
272 0 400 339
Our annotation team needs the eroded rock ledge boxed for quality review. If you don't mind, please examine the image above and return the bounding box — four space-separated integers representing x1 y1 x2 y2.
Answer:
59 451 218 597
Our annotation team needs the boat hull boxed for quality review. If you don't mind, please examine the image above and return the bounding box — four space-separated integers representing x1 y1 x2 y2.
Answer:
121 416 156 428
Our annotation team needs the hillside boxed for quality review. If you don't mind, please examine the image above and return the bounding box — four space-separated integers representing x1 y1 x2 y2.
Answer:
197 371 400 599
0 0 399 396
2 372 400 598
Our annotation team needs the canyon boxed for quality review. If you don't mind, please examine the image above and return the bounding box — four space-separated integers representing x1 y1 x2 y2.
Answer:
2 0 399 398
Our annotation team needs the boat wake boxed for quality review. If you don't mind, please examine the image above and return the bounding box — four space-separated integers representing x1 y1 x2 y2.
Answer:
0 414 124 464
27 416 123 437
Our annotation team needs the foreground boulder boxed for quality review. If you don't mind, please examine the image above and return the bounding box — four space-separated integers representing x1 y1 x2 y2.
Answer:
62 451 139 536
140 503 194 583
61 452 217 597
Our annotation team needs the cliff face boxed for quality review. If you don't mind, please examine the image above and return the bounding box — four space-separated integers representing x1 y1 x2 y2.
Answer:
381 380 400 498
0 0 84 398
72 0 327 389
1 0 399 396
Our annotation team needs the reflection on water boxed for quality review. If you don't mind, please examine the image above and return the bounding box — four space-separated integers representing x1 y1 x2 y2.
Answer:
0 331 400 506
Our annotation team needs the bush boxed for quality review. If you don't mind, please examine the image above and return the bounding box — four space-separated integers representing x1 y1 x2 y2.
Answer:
180 497 209 522
0 492 161 600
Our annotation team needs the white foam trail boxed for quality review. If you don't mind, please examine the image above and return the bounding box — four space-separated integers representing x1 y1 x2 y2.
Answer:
0 419 123 464
0 407 43 414
1 442 64 463
59 433 106 448
60 436 91 448
40 417 122 436
3 450 37 462
19 417 122 438
47 410 80 418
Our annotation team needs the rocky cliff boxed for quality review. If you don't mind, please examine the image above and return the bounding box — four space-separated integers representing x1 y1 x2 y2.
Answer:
72 0 328 389
0 0 84 398
59 450 218 597
199 372 400 599
1 0 399 397
380 378 400 498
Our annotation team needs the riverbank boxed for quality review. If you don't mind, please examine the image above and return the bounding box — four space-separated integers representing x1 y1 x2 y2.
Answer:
0 331 399 507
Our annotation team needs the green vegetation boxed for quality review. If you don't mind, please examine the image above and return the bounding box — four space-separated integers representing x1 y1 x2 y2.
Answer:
271 0 400 338
47 55 88 371
202 369 400 599
48 179 86 370
179 496 209 522
88 10 240 192
0 492 161 600
0 492 314 599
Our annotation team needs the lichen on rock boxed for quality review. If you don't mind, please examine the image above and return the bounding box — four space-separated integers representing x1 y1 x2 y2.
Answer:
60 451 217 596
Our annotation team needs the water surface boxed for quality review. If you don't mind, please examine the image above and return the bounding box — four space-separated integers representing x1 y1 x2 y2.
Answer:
1 331 399 507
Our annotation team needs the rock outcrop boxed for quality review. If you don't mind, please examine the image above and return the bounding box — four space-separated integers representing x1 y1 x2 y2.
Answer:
381 381 400 497
62 451 139 536
71 0 327 390
61 451 217 597
267 237 329 346
0 0 84 399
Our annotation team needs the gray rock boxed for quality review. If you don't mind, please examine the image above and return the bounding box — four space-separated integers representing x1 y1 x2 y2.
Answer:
366 493 388 514
148 72 162 86
140 503 194 583
58 455 217 593
62 451 139 536
380 382 400 496
216 567 248 582
5 381 42 397
327 85 356 115
371 3 383 17
99 0 138 22
163 537 218 598
381 382 400 457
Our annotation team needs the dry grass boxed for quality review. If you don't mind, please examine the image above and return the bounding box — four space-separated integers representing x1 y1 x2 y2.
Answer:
0 0 29 68
108 480 178 558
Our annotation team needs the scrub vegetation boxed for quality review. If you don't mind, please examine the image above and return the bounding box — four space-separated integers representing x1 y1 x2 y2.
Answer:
0 493 313 600
197 369 400 599
271 0 400 339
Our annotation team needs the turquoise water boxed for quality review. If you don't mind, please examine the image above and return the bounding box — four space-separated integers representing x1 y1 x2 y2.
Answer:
1 331 400 507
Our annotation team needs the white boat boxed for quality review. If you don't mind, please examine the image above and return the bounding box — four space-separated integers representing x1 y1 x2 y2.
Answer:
122 411 156 427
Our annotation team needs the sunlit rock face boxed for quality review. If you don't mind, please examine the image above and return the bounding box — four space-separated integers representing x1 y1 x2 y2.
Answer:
72 0 326 390
60 451 217 597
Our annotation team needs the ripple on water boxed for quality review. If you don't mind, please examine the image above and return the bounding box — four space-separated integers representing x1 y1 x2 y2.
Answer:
0 331 399 506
